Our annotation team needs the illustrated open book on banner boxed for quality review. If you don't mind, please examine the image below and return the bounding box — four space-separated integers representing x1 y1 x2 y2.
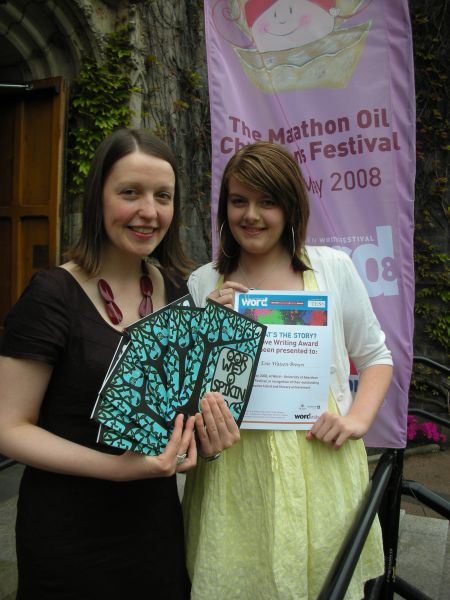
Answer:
91 295 267 455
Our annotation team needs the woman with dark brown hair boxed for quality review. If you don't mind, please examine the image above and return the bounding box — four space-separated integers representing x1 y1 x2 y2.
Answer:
0 128 239 599
183 141 393 600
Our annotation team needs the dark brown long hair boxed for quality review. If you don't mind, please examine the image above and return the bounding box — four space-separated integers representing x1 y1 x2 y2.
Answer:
216 142 311 275
69 128 192 281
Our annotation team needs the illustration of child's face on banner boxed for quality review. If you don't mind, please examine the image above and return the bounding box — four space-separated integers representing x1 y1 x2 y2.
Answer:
248 0 337 52
213 0 371 92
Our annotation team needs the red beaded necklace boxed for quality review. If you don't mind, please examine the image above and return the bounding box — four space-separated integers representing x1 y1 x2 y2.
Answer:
97 275 153 325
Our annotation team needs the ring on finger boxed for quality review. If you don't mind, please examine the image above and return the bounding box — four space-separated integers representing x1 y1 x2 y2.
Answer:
176 453 187 465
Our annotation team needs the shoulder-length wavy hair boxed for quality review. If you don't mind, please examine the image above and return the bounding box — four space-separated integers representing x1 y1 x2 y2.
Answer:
215 141 311 275
69 128 192 281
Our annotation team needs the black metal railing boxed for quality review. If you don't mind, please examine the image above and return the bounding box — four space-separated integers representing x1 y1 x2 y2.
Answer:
318 356 450 600
408 407 450 429
0 456 16 471
412 356 450 375
402 478 450 520
317 451 395 600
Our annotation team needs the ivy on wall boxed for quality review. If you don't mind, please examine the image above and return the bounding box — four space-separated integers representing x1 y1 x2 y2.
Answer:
409 0 449 409
410 1 449 356
66 26 137 198
139 2 212 265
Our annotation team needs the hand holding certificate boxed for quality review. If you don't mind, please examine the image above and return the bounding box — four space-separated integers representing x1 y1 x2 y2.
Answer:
235 290 332 430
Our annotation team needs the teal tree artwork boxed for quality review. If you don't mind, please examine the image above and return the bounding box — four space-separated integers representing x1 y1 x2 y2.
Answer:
92 296 266 455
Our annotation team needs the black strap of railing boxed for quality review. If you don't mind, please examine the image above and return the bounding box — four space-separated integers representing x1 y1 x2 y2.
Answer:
408 408 450 429
393 575 434 600
413 355 450 375
402 479 450 519
377 449 404 599
317 451 395 600
0 458 16 472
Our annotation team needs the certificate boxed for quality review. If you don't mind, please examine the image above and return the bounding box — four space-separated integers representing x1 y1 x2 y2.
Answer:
235 290 332 430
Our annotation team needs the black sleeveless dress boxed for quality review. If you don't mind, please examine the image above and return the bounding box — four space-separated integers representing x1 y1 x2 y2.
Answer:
0 267 190 600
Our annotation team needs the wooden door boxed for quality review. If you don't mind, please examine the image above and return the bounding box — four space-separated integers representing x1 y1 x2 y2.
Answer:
0 77 66 328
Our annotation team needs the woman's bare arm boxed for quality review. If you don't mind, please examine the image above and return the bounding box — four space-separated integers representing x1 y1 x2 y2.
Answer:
0 356 197 480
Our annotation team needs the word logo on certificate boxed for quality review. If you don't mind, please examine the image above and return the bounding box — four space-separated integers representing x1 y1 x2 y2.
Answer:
235 291 332 430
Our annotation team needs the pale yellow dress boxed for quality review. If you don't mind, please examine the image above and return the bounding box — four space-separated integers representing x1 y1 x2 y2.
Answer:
183 269 384 600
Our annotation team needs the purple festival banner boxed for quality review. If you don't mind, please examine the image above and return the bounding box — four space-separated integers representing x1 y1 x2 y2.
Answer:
204 0 415 447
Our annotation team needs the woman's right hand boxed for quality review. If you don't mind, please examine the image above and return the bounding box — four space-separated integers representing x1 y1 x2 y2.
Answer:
208 280 248 309
115 414 197 481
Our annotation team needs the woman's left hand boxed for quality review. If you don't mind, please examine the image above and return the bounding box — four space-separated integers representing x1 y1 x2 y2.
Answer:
208 281 248 309
306 411 367 450
307 364 393 450
195 391 240 458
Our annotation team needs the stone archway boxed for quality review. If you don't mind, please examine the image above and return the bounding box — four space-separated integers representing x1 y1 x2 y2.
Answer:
0 0 104 83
